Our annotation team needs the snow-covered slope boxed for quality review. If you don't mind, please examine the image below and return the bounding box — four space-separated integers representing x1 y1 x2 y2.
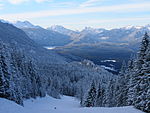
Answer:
22 27 72 46
81 27 105 34
48 25 79 36
0 96 144 113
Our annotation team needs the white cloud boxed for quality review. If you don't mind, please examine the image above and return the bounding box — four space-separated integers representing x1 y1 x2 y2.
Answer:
1 2 150 20
8 0 29 4
47 2 78 8
80 0 104 7
49 17 150 30
32 16 150 30
70 17 150 25
7 0 50 4
35 0 49 3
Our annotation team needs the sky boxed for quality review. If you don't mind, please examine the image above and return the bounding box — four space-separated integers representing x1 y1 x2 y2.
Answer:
0 0 150 30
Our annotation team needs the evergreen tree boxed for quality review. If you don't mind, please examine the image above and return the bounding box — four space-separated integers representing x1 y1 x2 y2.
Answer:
137 32 149 69
115 61 129 106
133 33 150 112
84 81 97 107
105 79 115 107
0 43 11 99
127 33 150 112
95 83 105 107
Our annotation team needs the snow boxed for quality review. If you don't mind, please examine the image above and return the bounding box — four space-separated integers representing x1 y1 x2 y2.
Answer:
124 25 133 29
100 65 116 71
13 21 40 29
100 37 109 40
101 60 116 63
0 98 24 113
44 46 56 50
123 25 142 30
0 19 10 24
0 96 144 113
135 26 142 29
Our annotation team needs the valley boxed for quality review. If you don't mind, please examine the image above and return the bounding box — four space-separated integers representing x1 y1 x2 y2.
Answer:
12 21 148 72
0 19 149 113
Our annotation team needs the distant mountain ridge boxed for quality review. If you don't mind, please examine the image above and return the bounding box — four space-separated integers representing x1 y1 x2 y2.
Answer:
9 20 150 47
0 21 66 64
10 21 148 71
13 21 41 29
11 21 73 46
49 24 150 45
48 25 79 36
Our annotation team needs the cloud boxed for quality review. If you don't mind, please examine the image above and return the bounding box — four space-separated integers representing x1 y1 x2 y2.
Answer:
8 0 29 4
80 0 104 7
35 0 50 3
33 16 150 30
7 0 51 4
1 2 150 20
45 2 77 8
48 16 150 30
69 17 150 25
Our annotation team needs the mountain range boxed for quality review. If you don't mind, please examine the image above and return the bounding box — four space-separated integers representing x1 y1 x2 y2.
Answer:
0 20 66 64
4 20 149 72
11 20 150 47
0 19 149 113
49 25 150 46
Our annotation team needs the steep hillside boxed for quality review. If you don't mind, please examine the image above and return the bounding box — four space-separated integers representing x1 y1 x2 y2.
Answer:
13 21 72 46
0 21 115 106
0 21 65 64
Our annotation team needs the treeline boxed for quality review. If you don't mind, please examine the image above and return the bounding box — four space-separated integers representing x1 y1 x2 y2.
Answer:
0 42 47 105
0 41 114 106
1 33 148 113
82 33 150 113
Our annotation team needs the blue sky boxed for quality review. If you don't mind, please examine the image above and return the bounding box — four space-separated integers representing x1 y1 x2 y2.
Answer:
0 0 150 30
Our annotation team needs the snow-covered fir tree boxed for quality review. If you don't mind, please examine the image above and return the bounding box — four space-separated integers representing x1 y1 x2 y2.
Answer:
95 83 105 107
81 33 150 113
115 61 129 106
127 32 150 112
0 42 11 100
84 81 97 107
0 22 149 113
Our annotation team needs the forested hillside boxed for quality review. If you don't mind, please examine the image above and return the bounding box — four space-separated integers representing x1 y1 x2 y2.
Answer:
0 21 114 107
0 21 149 113
81 33 150 113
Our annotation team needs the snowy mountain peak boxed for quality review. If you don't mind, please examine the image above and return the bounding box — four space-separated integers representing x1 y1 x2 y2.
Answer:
122 25 144 30
123 25 134 29
48 25 78 36
145 24 150 30
0 19 10 24
50 25 67 32
13 21 40 29
144 24 150 27
81 27 104 34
